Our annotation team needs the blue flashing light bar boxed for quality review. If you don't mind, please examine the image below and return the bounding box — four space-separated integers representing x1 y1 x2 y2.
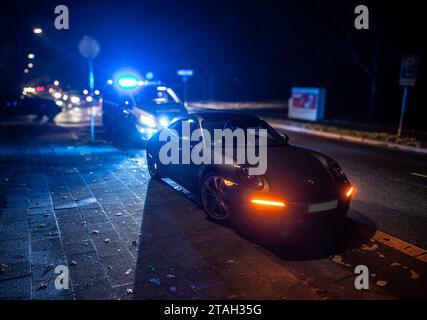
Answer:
116 75 139 89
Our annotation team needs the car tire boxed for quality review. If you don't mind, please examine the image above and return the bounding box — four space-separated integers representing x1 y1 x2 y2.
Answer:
147 151 161 180
200 172 232 221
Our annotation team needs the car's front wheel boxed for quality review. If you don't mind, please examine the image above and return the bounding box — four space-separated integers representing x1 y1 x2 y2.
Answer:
147 151 161 179
200 173 232 221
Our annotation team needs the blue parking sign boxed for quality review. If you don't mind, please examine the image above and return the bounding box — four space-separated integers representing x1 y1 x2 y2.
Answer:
399 55 420 87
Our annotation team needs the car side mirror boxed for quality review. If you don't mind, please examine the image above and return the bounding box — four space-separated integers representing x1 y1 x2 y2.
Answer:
281 132 289 143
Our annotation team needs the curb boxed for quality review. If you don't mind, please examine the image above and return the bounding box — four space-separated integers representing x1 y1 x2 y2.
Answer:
352 220 427 265
271 122 427 156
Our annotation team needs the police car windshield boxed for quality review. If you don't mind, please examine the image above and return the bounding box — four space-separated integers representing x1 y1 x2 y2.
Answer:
133 87 180 106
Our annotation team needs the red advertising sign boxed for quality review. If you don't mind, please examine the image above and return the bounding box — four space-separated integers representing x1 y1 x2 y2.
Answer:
291 92 317 109
288 87 325 121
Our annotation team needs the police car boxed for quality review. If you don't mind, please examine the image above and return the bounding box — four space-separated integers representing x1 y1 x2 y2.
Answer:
102 73 187 143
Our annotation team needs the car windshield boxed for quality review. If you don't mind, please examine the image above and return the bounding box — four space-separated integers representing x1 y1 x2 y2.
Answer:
133 87 180 106
201 117 285 146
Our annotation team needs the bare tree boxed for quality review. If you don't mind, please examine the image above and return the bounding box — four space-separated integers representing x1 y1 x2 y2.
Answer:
313 1 396 117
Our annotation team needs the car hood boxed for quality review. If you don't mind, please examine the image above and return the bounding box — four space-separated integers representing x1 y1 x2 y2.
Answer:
260 145 337 202
137 103 187 116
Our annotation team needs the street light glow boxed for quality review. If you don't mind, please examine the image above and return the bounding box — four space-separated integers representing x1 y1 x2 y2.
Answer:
28 63 33 68
27 53 35 59
33 28 43 34
53 80 60 86
24 69 29 74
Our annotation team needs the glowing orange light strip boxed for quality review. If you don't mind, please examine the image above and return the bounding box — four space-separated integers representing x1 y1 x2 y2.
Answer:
346 187 354 197
250 199 286 207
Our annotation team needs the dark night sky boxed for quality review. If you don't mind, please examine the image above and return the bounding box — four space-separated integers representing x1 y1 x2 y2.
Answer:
1 0 426 128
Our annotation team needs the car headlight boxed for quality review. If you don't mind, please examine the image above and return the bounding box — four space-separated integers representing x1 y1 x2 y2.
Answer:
139 115 157 128
158 116 169 128
327 159 347 180
236 166 264 190
70 96 80 104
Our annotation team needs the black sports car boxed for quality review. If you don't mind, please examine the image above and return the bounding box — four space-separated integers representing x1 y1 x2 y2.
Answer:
102 82 187 143
146 113 353 231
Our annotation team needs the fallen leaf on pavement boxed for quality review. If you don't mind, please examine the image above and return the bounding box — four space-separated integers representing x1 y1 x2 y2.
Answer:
0 263 8 273
376 280 388 287
361 243 379 251
38 282 48 290
410 270 420 280
331 255 351 267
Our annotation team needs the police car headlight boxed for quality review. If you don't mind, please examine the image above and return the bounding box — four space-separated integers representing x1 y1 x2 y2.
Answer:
158 117 169 127
139 115 157 128
70 96 80 104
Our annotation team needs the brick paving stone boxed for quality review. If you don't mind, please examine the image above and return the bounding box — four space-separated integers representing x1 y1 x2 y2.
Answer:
67 252 107 286
32 237 63 253
0 239 30 263
59 222 89 244
32 280 74 300
0 223 29 240
73 277 113 300
62 240 96 257
100 251 135 286
83 214 109 225
55 208 83 225
0 276 32 300
0 260 31 281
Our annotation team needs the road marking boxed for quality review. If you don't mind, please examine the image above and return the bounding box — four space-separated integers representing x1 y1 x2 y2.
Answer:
355 223 427 264
411 172 427 179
